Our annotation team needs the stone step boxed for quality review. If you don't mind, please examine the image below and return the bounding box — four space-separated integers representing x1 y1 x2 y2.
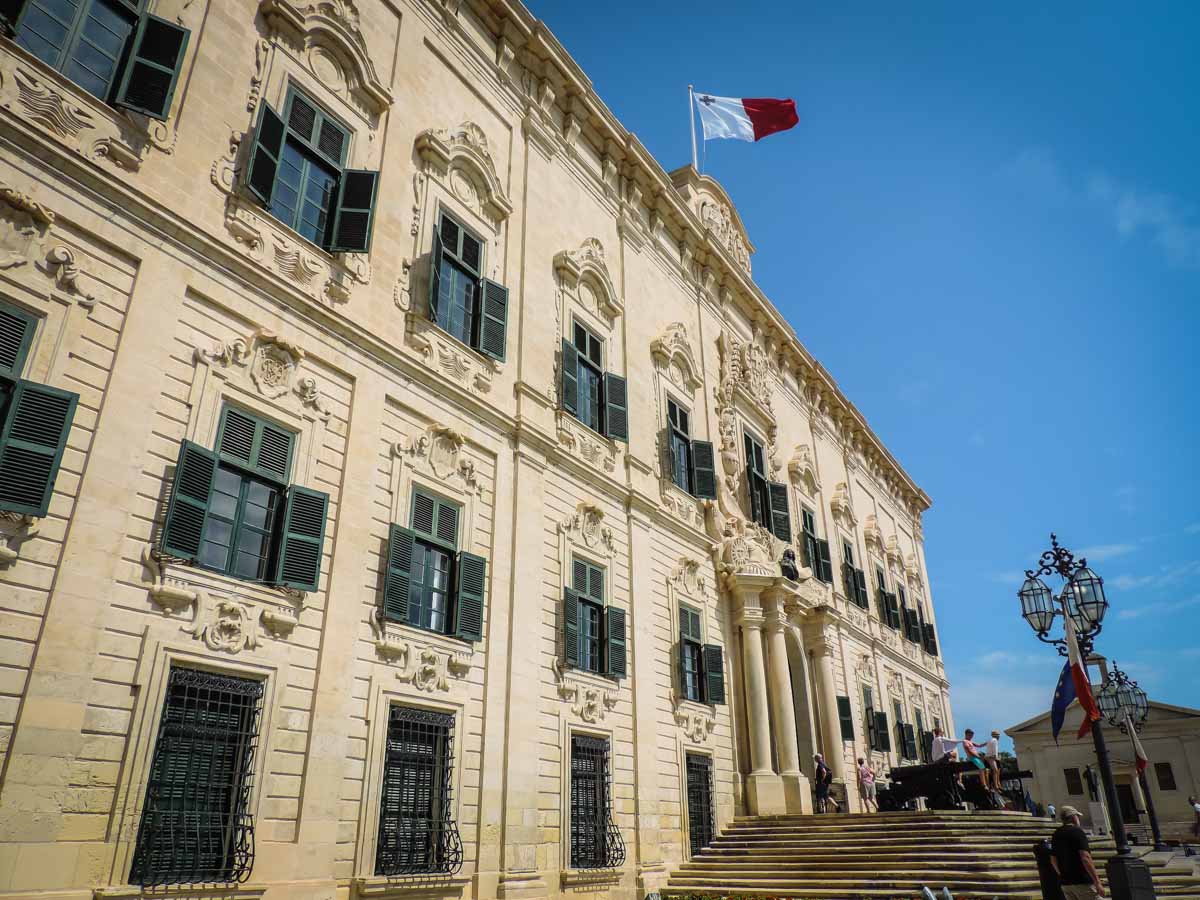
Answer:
665 888 1042 900
709 834 1060 849
668 875 1044 891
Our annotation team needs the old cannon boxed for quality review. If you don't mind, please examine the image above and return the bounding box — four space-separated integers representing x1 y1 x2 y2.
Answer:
877 760 1026 812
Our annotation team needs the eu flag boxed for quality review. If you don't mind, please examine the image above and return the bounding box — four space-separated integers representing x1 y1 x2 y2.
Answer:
1050 661 1076 744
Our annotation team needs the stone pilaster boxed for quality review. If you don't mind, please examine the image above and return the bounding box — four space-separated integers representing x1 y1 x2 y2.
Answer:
765 601 808 813
736 605 783 815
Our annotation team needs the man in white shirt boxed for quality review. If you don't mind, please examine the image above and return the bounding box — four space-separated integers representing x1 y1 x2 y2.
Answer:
931 726 959 763
984 730 1002 791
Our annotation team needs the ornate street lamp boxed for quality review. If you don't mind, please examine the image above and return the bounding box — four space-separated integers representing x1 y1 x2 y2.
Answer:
1017 534 1155 900
1098 664 1165 852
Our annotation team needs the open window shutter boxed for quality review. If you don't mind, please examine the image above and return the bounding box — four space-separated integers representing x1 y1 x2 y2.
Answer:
603 373 628 442
767 480 791 542
604 605 626 678
0 303 36 378
702 644 725 705
817 539 833 583
272 485 328 591
0 1 25 31
329 170 379 254
427 229 443 325
836 696 855 741
874 712 891 752
114 14 190 120
855 569 868 607
563 588 581 668
159 440 217 560
247 102 285 205
691 440 716 499
382 525 415 622
477 279 508 361
903 724 918 760
560 338 579 416
923 623 938 656
866 707 878 750
0 381 77 518
921 730 935 762
453 551 486 641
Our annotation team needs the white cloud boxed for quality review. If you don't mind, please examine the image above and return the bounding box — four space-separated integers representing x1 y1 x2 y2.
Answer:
1079 544 1137 563
988 572 1023 587
1117 594 1200 620
1185 523 1200 535
1109 560 1200 597
1088 175 1200 269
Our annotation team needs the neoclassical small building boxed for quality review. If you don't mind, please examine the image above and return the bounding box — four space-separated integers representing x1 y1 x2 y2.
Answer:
0 1 952 898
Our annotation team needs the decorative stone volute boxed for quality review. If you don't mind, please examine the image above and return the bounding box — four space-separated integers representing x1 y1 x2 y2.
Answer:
553 238 622 322
650 322 702 394
415 122 512 223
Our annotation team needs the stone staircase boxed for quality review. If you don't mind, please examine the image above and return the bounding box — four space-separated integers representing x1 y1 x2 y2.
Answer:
663 810 1200 900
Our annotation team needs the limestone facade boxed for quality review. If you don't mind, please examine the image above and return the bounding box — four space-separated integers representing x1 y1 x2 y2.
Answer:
0 1 952 898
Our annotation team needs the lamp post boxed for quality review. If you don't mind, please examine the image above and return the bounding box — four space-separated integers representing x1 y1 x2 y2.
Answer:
1097 663 1167 852
1018 534 1155 900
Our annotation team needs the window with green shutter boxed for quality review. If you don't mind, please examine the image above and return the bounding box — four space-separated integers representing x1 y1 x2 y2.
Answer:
679 604 704 702
427 211 508 360
9 0 189 118
380 488 486 642
246 87 379 254
800 509 833 584
561 321 627 443
836 695 855 741
563 558 624 679
744 430 771 529
158 405 327 590
0 301 37 380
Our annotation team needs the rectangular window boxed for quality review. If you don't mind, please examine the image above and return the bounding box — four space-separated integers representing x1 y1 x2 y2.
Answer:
800 508 832 584
743 430 771 529
574 321 605 434
679 604 704 702
1064 767 1084 795
1154 762 1176 791
863 685 876 749
573 557 605 675
668 397 693 495
685 753 714 857
266 89 348 247
129 667 264 887
376 705 460 876
15 0 139 101
407 489 459 635
436 212 484 347
570 735 623 869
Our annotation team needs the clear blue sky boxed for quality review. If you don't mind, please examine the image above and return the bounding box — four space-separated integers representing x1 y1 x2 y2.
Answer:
527 1 1200 744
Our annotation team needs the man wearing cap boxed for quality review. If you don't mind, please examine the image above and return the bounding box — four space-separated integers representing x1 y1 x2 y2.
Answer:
1050 806 1105 899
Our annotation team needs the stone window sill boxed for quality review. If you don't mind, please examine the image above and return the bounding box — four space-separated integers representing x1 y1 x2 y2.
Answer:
352 874 471 898
560 868 622 887
94 884 268 900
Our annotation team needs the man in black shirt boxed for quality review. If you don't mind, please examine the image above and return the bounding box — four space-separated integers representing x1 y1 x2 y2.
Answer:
1050 805 1105 899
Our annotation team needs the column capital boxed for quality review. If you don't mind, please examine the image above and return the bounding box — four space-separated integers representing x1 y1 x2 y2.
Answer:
737 606 766 630
804 624 838 658
764 607 790 634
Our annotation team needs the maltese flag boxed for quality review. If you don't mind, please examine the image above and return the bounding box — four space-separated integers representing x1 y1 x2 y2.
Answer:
695 93 799 142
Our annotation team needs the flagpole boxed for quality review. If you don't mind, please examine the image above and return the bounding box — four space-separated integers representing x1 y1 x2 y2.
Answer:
688 84 698 171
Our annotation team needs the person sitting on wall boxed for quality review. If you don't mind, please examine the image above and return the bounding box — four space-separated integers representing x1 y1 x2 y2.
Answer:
931 727 959 763
961 729 988 781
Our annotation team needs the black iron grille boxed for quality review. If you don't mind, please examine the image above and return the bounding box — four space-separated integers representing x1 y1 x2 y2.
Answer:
569 735 625 869
685 753 714 856
130 667 264 887
376 706 463 876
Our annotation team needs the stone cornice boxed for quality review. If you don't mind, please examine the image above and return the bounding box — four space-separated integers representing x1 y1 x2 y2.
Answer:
461 0 931 514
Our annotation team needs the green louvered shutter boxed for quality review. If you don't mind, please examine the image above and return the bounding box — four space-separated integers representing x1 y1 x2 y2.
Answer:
0 380 78 517
603 373 628 442
477 279 508 361
691 440 716 499
702 644 725 705
216 407 293 482
159 440 217 560
1 1 24 31
817 539 833 583
903 723 918 760
272 485 328 591
767 480 792 542
560 338 579 416
837 696 855 741
247 102 285 205
382 525 415 622
563 587 581 668
453 551 486 641
678 606 696 695
866 706 878 750
114 14 190 121
0 303 37 378
428 230 443 325
329 169 379 254
854 569 869 608
874 711 891 752
604 605 626 679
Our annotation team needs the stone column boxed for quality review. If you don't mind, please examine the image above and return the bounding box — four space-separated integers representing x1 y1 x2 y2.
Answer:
764 598 811 813
811 634 846 782
737 606 784 815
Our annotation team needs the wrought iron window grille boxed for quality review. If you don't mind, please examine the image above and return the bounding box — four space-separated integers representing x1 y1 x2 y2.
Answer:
685 754 715 857
375 706 463 877
569 735 626 869
130 667 265 888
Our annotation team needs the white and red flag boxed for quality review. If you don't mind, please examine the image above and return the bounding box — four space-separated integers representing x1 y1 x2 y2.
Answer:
695 93 799 142
1127 714 1149 775
1066 613 1102 739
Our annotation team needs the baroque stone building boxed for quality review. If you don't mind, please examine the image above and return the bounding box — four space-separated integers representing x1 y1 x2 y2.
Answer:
0 0 953 898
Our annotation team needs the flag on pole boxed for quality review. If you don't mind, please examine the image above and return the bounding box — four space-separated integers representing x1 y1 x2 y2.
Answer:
1050 612 1102 743
1127 713 1149 775
694 93 799 142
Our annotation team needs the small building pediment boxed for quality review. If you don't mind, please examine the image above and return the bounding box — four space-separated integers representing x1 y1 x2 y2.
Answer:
670 166 754 275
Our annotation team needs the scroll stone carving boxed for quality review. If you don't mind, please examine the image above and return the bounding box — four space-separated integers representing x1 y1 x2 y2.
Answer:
195 328 332 420
552 660 618 723
0 513 39 568
553 238 622 323
559 501 615 555
700 197 751 274
788 444 821 496
0 181 54 269
396 424 482 495
368 612 471 690
415 122 512 224
406 318 498 394
674 705 716 744
863 515 883 553
831 482 857 528
650 322 702 394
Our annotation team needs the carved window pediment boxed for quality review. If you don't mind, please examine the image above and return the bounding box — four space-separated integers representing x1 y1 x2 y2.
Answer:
830 482 857 528
787 444 820 496
863 515 883 553
651 322 702 394
553 238 622 323
416 122 512 224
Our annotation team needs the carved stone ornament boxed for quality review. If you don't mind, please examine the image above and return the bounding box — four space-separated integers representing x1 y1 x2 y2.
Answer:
853 653 874 683
556 418 617 475
670 168 753 275
904 552 924 588
553 238 623 323
407 315 498 394
885 535 904 572
650 322 702 395
187 595 258 653
885 668 904 697
195 328 332 420
559 501 615 555
552 660 618 723
40 245 96 307
674 704 716 744
415 122 512 224
716 330 775 424
395 424 482 496
787 444 821 496
670 558 708 600
210 132 370 305
845 602 868 633
704 503 777 587
0 513 39 569
368 612 472 690
0 181 54 269
257 0 393 117
830 482 857 528
863 515 883 553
